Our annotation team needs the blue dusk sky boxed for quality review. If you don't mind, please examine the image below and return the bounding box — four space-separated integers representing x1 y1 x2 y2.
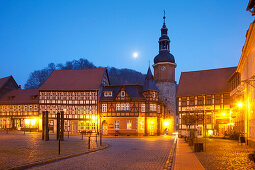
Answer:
0 0 254 87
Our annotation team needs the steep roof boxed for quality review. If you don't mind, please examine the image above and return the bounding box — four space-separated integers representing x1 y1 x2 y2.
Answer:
0 76 18 90
143 67 159 91
176 67 237 97
39 68 107 91
100 85 146 101
0 89 39 104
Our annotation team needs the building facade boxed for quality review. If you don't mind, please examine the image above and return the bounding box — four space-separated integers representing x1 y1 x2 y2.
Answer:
39 68 109 134
153 14 177 133
0 89 39 130
99 67 168 136
229 8 255 145
177 67 236 137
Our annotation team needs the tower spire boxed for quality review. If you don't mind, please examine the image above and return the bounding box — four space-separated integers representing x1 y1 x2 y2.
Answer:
163 10 166 25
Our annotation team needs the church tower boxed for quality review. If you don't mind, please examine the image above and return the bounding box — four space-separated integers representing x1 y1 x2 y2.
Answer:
153 12 177 132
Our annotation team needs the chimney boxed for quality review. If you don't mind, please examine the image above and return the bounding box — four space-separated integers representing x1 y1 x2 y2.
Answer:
18 85 21 89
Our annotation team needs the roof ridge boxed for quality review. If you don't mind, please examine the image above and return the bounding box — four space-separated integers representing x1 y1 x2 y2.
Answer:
181 66 237 74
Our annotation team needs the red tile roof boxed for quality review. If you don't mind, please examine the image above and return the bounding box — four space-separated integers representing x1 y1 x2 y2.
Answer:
39 68 107 91
176 67 237 97
0 89 39 104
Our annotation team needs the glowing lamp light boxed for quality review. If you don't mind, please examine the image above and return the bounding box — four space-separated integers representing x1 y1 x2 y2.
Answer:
164 120 169 127
237 102 243 108
222 112 226 116
208 130 213 136
150 120 154 124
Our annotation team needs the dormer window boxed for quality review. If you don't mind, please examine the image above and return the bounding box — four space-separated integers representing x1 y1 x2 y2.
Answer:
104 91 112 97
121 91 125 97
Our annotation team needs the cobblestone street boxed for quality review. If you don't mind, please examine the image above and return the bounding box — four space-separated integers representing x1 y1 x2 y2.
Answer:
195 138 255 170
0 132 101 169
30 136 174 170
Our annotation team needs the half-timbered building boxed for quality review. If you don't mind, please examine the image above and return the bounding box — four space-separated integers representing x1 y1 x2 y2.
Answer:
39 68 109 134
0 89 39 130
177 67 236 137
99 67 167 136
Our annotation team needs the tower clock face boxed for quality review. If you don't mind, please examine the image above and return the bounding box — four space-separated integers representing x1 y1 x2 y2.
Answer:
161 66 166 71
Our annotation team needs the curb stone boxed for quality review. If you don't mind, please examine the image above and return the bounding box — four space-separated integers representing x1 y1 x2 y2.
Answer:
164 137 177 170
10 144 110 170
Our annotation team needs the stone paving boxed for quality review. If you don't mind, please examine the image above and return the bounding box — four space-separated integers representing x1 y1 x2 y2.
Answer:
30 136 174 170
195 138 255 170
0 132 100 169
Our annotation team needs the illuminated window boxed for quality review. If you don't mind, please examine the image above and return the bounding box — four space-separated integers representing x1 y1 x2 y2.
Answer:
114 120 119 130
150 104 156 111
121 104 125 111
157 105 160 113
126 103 129 111
102 104 107 112
104 91 112 97
121 91 125 97
127 120 132 129
141 104 145 112
116 104 121 111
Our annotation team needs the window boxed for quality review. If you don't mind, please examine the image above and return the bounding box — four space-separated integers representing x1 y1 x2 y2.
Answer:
104 91 112 97
157 105 160 113
102 104 107 112
116 104 121 111
114 120 119 130
189 97 195 106
215 95 221 105
121 91 125 97
197 96 204 106
127 120 132 129
150 104 156 111
126 103 129 111
121 104 125 111
223 94 230 104
181 97 187 106
141 104 145 112
206 95 212 105
152 92 156 98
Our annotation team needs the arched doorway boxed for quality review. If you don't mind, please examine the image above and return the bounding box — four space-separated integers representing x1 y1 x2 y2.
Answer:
102 120 108 135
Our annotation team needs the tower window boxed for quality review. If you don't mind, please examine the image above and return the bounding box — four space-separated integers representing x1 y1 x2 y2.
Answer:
121 91 125 97
152 92 156 98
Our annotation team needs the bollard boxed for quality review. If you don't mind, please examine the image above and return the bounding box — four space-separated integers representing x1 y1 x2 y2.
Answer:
24 130 25 135
100 133 102 146
68 131 69 139
88 136 91 149
82 133 83 140
58 139 61 155
96 134 97 144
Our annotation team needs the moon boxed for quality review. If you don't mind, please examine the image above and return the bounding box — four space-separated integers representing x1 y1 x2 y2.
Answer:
132 52 139 58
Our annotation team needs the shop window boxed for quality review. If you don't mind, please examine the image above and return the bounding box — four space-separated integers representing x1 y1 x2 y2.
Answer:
127 120 132 129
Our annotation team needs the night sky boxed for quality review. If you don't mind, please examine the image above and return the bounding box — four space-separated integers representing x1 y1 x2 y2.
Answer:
0 0 253 87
